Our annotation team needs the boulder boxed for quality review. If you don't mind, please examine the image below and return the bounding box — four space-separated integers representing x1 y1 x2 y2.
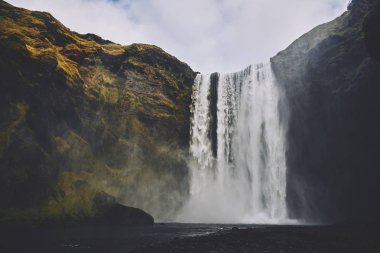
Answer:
102 204 154 226
93 191 117 214
93 192 153 226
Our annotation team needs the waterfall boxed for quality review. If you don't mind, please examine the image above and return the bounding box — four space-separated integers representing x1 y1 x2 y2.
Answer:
177 63 289 224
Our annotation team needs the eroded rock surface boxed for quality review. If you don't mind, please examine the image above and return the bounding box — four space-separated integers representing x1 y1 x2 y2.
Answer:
0 0 195 222
271 0 380 222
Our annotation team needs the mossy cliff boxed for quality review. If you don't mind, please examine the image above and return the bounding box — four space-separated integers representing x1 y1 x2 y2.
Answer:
0 0 196 222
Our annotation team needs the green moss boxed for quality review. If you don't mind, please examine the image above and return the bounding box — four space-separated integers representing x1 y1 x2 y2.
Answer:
0 2 195 222
0 102 29 159
56 172 97 218
99 86 119 104
52 131 96 172
20 15 45 27
154 68 178 90
124 92 141 109
52 136 71 154
124 57 143 67
156 113 175 119
176 86 191 103
79 61 123 104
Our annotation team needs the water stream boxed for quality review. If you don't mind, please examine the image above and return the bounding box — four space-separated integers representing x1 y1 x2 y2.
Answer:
177 63 289 223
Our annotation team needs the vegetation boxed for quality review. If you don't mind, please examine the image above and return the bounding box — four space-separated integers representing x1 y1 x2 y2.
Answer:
0 0 195 222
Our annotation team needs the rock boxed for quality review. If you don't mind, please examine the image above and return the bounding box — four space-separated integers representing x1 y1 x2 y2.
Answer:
271 0 380 222
102 204 154 226
0 0 194 222
92 191 154 226
363 2 380 63
93 191 117 214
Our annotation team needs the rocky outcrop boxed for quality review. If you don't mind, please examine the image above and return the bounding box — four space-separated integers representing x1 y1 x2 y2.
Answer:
102 204 154 226
93 192 154 226
271 0 380 222
0 0 195 222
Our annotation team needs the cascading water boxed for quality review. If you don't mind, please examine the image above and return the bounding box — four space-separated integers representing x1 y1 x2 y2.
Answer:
177 63 289 224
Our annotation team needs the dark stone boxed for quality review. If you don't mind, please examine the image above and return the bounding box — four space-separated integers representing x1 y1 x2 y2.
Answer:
93 191 117 214
271 0 380 223
102 204 154 226
93 193 154 226
208 73 219 158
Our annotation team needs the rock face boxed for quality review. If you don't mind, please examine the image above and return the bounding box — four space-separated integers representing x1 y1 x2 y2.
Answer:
0 0 195 222
271 0 380 222
363 2 380 63
1 0 380 225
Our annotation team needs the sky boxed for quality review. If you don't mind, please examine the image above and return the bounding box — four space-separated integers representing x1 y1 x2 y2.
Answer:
8 0 351 73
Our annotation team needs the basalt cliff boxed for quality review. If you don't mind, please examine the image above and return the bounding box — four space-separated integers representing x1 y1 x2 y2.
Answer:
271 0 380 222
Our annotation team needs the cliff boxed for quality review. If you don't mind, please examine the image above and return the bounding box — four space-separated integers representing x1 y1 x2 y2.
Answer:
1 0 380 224
271 0 380 222
0 0 195 222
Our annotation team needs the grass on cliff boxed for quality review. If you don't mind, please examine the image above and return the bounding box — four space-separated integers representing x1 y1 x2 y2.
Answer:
0 102 29 159
0 1 193 223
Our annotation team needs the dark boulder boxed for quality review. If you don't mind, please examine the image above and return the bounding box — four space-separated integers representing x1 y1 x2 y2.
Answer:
93 191 117 214
102 204 154 226
93 192 153 226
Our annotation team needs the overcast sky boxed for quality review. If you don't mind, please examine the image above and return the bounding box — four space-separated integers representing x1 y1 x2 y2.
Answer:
8 0 350 73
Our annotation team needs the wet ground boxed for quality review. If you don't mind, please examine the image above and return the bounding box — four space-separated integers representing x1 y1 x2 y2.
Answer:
0 222 379 252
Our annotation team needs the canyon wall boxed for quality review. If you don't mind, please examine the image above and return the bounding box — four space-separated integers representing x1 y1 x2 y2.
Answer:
272 0 380 222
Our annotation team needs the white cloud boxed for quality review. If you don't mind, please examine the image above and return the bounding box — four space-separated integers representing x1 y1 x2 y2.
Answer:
7 0 350 73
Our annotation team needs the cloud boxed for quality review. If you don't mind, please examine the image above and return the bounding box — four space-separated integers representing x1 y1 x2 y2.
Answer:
8 0 350 73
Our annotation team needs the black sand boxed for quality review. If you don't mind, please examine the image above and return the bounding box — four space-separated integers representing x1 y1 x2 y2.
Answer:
1 223 379 253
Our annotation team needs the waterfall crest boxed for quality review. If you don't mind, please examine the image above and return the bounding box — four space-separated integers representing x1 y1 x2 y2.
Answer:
177 63 289 224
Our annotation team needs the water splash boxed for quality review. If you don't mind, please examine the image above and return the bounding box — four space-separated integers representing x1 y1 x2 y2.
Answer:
177 63 290 224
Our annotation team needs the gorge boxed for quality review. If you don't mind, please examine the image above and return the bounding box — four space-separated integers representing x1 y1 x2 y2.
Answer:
0 0 380 227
